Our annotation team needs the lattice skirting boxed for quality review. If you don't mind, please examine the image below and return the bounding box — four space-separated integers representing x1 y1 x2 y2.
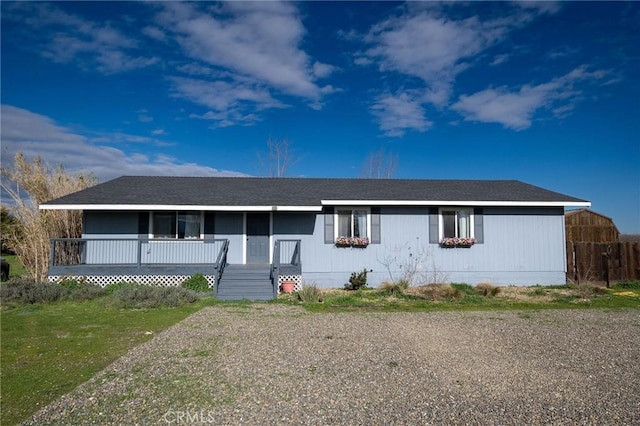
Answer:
48 274 215 288
277 274 302 293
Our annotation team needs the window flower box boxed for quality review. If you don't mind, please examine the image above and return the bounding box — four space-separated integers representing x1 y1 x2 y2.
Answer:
440 237 475 248
335 236 370 248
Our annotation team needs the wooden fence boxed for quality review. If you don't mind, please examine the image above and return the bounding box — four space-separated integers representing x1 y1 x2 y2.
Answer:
567 241 640 284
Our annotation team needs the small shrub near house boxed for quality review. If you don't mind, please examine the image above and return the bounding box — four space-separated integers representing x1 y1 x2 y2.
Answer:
110 284 199 309
57 276 107 301
297 283 323 303
0 278 66 304
0 277 106 305
379 279 410 296
0 278 198 308
104 281 140 295
344 269 371 291
181 273 210 292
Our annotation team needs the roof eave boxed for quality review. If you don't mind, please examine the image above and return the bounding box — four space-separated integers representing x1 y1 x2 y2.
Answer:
38 204 323 212
321 200 591 207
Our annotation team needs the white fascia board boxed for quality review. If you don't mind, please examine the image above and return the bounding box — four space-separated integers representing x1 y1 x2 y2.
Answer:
274 206 322 211
39 204 323 211
321 200 591 207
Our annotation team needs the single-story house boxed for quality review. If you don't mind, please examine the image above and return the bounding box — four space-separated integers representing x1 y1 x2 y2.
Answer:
40 176 590 300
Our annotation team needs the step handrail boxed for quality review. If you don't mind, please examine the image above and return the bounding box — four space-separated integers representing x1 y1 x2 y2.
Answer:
271 239 301 298
214 239 230 297
271 240 281 298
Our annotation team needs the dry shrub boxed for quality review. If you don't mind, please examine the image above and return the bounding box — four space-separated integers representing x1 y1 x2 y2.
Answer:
378 280 409 296
575 282 608 299
297 283 323 303
410 283 462 301
475 282 501 297
1 153 97 281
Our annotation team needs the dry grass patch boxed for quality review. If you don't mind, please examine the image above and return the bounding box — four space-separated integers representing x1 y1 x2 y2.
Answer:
405 284 463 301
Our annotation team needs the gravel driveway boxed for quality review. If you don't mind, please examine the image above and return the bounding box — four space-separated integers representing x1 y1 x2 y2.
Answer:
25 305 640 425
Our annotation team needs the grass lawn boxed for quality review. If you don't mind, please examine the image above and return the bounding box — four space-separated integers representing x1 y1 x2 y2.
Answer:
0 297 217 425
1 254 27 279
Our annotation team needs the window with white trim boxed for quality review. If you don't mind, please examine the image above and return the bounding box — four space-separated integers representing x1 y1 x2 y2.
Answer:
336 208 370 239
151 211 202 239
440 208 473 239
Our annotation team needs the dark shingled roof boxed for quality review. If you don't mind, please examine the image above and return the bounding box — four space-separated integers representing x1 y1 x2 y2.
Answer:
41 176 589 207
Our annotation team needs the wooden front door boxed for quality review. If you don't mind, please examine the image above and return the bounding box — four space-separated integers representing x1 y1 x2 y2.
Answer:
246 213 270 263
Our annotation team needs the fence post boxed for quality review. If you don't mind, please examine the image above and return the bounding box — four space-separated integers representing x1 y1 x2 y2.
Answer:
602 247 609 288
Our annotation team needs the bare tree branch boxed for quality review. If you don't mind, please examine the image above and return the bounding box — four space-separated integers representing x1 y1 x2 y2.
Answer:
361 148 398 178
257 137 299 177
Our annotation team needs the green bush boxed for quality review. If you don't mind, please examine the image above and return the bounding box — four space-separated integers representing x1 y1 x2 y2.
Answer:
104 282 140 295
0 277 107 305
181 273 210 292
110 284 199 309
68 283 107 301
344 269 371 291
297 284 322 303
56 276 86 291
0 277 68 304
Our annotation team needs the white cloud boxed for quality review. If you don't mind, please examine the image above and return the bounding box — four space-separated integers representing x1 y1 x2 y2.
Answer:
0 105 246 181
362 10 511 106
137 110 154 123
451 66 608 130
511 1 561 15
170 76 286 127
5 2 158 74
452 86 548 130
371 92 433 137
359 3 565 135
312 62 337 79
156 2 333 101
177 63 215 76
142 26 167 42
490 54 510 66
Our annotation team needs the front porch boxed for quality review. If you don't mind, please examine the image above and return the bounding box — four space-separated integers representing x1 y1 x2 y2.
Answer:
48 238 301 300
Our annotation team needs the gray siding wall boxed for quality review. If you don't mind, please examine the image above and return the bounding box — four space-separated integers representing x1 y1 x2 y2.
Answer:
214 213 244 264
84 211 139 237
274 207 566 287
83 211 140 263
81 207 566 286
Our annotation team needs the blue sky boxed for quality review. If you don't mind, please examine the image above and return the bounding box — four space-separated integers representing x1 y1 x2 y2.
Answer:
1 1 639 233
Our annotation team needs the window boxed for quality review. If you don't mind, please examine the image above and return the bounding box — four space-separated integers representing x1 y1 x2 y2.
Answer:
336 209 369 239
440 209 473 239
152 211 202 239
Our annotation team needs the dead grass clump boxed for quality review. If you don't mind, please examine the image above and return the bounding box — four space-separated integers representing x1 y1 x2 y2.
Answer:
475 282 501 297
408 283 462 301
575 282 609 300
378 280 409 296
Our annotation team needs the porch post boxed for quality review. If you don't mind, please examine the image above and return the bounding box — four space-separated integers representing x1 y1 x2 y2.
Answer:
49 239 56 269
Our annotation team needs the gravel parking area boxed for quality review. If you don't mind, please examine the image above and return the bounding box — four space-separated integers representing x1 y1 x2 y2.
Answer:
25 305 640 425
